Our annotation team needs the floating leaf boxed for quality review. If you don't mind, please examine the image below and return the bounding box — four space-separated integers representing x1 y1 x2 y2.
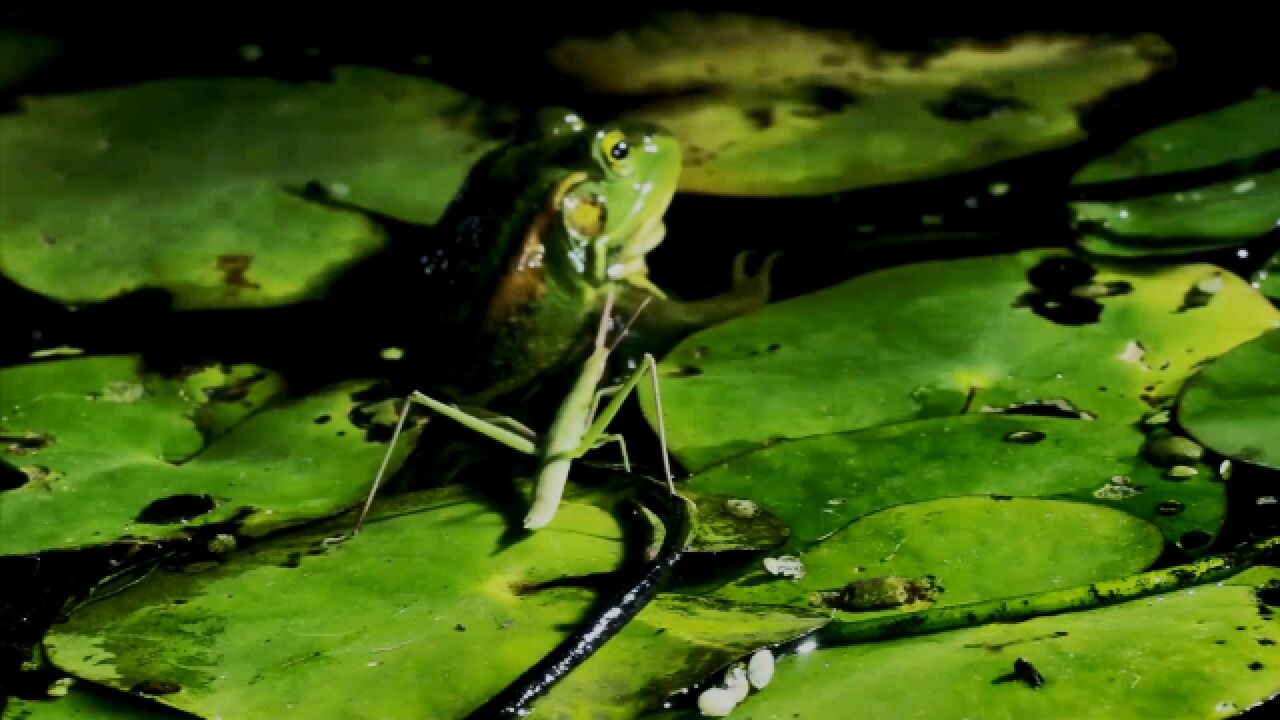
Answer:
41 486 631 719
1071 93 1280 257
1255 250 1280 302
0 355 418 555
689 415 1222 552
0 67 504 309
683 566 1280 719
551 14 1171 196
716 497 1164 610
1179 328 1280 470
641 250 1279 471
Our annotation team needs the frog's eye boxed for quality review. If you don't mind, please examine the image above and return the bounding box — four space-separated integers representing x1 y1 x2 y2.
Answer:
596 129 634 177
560 180 608 241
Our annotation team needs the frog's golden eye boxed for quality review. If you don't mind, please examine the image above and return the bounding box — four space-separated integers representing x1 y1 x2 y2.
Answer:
596 129 634 176
560 180 608 241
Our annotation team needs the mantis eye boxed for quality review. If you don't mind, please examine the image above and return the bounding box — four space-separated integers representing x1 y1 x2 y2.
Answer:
561 181 608 240
595 129 634 177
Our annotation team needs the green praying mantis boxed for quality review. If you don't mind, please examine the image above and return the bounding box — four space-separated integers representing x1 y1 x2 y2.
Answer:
354 287 674 533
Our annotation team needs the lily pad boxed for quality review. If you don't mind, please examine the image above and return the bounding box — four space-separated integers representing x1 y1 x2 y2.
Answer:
688 415 1224 552
0 67 504 309
1255 250 1280 302
1178 328 1280 470
686 566 1280 719
0 355 419 555
641 250 1280 471
1071 93 1280 257
716 496 1164 610
43 486 628 719
550 14 1171 196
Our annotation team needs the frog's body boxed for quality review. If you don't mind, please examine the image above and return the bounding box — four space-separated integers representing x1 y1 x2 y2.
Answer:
415 110 775 403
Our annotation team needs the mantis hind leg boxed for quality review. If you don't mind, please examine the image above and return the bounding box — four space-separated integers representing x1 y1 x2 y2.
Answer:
353 390 541 534
571 354 674 493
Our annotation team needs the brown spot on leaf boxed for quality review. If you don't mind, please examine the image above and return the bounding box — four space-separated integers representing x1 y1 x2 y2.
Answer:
928 85 1028 122
132 680 182 695
744 106 774 130
216 254 262 290
3 432 54 456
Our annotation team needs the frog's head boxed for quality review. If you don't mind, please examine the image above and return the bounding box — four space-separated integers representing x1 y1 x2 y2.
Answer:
530 109 682 288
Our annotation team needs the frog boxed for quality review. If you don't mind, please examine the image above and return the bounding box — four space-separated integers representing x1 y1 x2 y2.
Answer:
403 108 778 404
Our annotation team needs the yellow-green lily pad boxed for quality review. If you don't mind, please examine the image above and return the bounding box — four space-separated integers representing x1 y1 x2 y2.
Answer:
1 685 183 720
551 14 1171 196
40 485 827 719
715 496 1164 610
1071 93 1280 257
1178 328 1280 470
641 250 1279 471
675 566 1280 719
0 67 503 309
689 415 1224 553
0 355 419 555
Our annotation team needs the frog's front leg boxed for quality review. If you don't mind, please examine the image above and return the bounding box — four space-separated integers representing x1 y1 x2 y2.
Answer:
619 250 781 336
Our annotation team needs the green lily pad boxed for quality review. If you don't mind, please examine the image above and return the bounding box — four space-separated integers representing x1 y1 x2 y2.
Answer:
683 489 791 553
1178 328 1280 470
716 497 1164 610
688 415 1224 552
0 355 420 555
1071 93 1280 257
43 486 628 719
537 594 827 718
0 67 504 309
550 14 1171 196
682 566 1280 719
0 31 60 90
641 250 1280 471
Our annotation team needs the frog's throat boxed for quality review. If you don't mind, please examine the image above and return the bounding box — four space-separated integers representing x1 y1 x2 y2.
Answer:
608 215 665 281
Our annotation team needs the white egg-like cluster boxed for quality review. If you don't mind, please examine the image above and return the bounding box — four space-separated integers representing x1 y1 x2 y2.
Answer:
697 649 776 717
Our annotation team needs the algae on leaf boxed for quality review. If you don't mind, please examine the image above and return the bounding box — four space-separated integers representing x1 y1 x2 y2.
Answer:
1178 328 1280 471
0 355 420 555
0 67 505 309
551 14 1172 196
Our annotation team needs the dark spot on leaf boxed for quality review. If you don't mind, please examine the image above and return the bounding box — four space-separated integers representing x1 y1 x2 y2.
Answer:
281 552 303 568
136 494 217 524
928 85 1028 122
1028 294 1103 326
667 366 703 378
1259 638 1277 646
1178 531 1212 550
336 431 346 437
0 460 26 490
132 680 181 695
744 106 774 130
768 343 782 352
173 598 188 605
314 415 332 425
792 84 860 117
216 254 262 290
3 431 54 455
1216 640 1227 645
1027 257 1096 293
1177 284 1217 313
1013 658 1044 688
1250 661 1265 671
455 623 467 632
990 495 1013 501
1003 430 1046 444
1154 500 1185 516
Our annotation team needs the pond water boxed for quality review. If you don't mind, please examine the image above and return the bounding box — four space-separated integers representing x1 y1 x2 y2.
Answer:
2 8 1279 720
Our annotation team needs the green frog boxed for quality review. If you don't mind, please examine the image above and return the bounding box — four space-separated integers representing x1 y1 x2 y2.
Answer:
413 108 777 404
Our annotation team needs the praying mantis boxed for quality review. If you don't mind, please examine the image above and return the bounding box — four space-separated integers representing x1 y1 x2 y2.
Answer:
354 287 675 533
